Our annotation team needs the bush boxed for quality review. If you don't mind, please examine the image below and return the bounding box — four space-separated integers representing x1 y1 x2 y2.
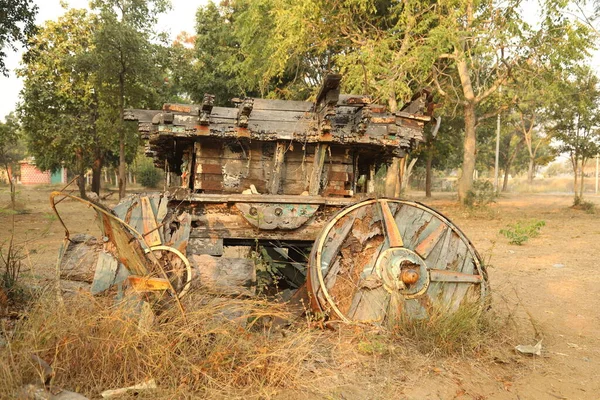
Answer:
136 163 162 188
464 180 497 208
500 219 546 245
572 196 596 214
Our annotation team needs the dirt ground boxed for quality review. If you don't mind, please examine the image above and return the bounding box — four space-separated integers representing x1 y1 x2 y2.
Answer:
1 185 599 399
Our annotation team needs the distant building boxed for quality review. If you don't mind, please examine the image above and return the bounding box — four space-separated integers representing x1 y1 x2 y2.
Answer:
19 158 67 185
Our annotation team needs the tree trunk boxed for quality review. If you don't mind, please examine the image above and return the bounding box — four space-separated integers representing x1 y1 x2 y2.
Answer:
5 164 15 209
425 150 433 197
118 73 127 199
458 102 477 203
573 158 579 203
527 158 534 185
502 167 510 192
385 159 399 197
91 155 103 195
76 174 86 198
579 161 585 199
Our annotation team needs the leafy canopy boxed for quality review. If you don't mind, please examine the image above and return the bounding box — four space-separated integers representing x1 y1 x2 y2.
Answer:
0 0 38 76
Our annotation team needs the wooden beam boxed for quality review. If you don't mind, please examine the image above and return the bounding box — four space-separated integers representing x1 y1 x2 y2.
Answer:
429 269 483 283
308 144 328 195
140 196 162 246
186 193 355 206
128 275 171 291
268 141 286 194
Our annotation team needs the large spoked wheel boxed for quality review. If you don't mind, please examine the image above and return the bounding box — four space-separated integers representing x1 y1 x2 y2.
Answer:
307 198 488 325
144 245 193 299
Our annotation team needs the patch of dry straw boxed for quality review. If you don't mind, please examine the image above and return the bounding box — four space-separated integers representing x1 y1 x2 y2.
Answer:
0 290 323 399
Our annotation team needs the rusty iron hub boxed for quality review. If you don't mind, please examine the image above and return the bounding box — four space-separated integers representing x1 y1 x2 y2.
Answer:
375 247 429 298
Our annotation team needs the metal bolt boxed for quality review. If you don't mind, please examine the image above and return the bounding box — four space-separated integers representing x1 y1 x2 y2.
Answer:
274 207 283 216
400 269 419 285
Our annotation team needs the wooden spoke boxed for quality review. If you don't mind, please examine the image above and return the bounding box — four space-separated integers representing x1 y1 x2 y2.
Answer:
379 199 403 247
429 269 483 283
307 199 488 325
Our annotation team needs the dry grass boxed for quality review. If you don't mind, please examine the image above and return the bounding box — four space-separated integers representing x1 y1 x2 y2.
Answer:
392 304 511 357
0 286 522 399
0 289 324 399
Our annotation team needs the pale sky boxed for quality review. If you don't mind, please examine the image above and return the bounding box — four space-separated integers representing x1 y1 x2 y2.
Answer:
0 0 208 121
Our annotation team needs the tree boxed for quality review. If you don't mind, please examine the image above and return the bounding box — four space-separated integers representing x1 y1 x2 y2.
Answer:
18 9 109 198
233 0 435 104
498 128 525 192
232 0 590 203
170 2 260 105
0 113 25 208
91 0 170 199
549 66 600 203
0 0 37 76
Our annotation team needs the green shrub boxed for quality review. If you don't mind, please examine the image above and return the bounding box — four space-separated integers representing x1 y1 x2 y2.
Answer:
500 219 546 245
464 180 497 208
137 163 162 188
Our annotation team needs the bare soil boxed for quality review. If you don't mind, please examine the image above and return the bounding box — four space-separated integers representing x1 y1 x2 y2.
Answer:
1 186 599 399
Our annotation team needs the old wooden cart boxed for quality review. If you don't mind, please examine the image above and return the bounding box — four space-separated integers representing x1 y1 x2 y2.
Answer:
54 74 487 325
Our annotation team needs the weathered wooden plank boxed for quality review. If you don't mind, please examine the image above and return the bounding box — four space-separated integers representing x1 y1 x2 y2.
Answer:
430 269 482 283
380 199 404 247
209 106 238 119
102 215 149 276
59 234 101 283
140 196 162 246
113 199 133 220
189 254 256 296
414 221 447 259
268 141 287 194
128 275 171 292
308 144 328 195
90 251 119 294
348 287 390 323
247 109 309 123
170 212 192 255
252 98 313 112
156 196 168 223
440 240 468 308
128 202 144 236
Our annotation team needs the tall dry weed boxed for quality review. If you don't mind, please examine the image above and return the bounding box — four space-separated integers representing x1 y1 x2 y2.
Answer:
0 290 322 399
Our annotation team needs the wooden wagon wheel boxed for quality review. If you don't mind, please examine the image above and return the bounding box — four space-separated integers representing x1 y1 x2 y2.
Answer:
307 198 488 325
144 245 193 299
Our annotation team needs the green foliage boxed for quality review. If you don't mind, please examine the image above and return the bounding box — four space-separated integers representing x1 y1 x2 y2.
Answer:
0 113 25 169
464 180 497 208
136 163 162 188
172 2 256 105
18 2 170 195
0 0 38 76
18 9 104 180
548 66 600 201
500 219 546 245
